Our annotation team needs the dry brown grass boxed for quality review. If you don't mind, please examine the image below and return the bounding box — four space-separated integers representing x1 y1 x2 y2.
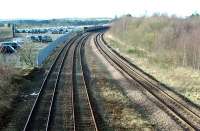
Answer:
109 15 200 69
0 64 24 128
105 15 200 105
0 27 12 41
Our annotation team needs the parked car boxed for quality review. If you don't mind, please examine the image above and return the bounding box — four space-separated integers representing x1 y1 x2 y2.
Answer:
41 36 52 42
30 35 52 43
1 42 21 49
0 45 16 54
51 29 61 34
13 39 24 45
30 36 40 42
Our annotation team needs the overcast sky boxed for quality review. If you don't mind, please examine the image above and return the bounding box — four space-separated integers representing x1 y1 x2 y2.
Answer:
0 0 200 19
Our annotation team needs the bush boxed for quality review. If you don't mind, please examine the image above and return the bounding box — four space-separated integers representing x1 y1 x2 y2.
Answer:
0 65 18 127
19 43 36 67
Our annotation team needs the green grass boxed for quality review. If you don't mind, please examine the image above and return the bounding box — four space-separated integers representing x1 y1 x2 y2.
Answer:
127 47 147 57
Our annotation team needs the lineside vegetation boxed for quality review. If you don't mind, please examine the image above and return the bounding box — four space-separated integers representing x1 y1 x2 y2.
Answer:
105 14 200 105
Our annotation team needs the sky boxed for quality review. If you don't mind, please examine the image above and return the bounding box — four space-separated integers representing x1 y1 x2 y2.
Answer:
0 0 200 19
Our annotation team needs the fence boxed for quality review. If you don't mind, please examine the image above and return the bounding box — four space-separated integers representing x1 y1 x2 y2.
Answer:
36 32 75 66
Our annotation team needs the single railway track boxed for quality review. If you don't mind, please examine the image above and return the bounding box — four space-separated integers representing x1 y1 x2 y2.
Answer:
73 34 98 131
47 35 85 131
94 33 200 131
23 35 78 131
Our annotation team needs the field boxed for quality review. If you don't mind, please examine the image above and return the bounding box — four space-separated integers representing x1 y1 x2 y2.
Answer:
0 27 12 41
105 15 200 106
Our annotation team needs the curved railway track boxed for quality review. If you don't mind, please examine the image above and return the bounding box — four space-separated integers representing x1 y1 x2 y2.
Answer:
23 33 98 131
23 35 78 131
94 33 200 131
73 34 98 131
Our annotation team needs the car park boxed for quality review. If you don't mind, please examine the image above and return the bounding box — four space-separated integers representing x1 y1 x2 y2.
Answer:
16 27 69 34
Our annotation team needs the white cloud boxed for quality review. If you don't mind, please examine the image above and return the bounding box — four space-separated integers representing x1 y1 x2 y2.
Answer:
0 0 200 19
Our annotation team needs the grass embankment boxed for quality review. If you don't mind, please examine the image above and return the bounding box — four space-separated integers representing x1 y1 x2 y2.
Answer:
105 15 200 106
0 65 46 130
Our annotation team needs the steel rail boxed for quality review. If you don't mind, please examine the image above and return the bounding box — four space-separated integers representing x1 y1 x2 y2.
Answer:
46 35 86 131
73 34 98 131
80 34 98 130
23 35 78 131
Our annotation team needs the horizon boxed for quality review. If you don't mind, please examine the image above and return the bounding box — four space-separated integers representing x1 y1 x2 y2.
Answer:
0 0 200 19
0 17 113 21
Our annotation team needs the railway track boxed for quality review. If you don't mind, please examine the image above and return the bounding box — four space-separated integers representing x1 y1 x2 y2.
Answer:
47 35 83 131
23 35 77 131
23 33 98 131
73 34 98 131
94 33 200 131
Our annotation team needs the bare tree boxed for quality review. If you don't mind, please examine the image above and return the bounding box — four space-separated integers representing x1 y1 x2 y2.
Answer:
19 43 36 67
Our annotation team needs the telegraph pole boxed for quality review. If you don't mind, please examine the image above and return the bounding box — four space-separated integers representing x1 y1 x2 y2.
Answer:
12 24 15 38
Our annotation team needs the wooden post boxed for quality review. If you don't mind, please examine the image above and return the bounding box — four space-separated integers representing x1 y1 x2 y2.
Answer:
12 24 15 38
